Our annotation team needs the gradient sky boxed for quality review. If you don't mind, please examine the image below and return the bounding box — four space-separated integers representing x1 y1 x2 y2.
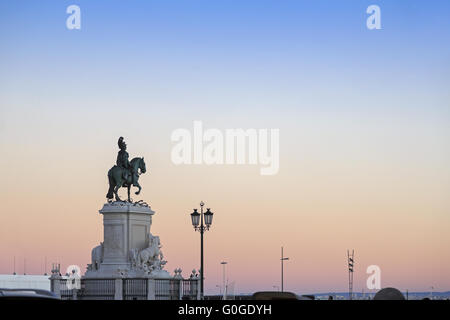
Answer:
0 1 449 294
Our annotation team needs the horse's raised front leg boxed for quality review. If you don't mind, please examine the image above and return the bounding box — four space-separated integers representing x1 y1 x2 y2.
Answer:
134 182 142 195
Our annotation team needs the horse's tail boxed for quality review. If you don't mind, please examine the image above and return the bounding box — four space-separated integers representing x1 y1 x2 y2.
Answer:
106 168 114 199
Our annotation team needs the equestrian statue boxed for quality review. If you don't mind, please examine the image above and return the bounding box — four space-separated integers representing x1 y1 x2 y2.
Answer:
106 137 147 202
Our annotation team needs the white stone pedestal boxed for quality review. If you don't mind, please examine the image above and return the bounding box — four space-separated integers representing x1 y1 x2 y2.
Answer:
84 202 155 278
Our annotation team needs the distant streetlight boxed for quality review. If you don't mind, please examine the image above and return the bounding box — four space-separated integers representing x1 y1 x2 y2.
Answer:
221 261 228 300
280 247 289 292
190 201 214 300
216 285 222 296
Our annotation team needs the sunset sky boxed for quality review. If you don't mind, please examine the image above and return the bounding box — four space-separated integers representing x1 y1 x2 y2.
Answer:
0 0 449 294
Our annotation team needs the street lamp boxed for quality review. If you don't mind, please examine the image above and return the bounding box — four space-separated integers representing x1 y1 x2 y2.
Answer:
221 261 227 300
190 201 214 300
280 246 289 292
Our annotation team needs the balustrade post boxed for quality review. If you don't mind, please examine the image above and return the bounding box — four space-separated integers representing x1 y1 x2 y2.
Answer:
147 279 156 300
115 278 123 300
196 279 201 300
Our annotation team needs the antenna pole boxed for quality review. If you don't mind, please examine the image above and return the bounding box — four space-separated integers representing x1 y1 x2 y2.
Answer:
347 250 354 300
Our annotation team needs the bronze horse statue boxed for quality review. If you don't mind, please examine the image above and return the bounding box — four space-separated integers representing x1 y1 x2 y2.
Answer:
106 157 147 202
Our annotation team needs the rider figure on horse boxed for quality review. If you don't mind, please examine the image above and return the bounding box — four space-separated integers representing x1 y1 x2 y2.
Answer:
116 137 136 186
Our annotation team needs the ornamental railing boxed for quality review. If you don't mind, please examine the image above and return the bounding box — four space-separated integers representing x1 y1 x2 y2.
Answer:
50 277 199 300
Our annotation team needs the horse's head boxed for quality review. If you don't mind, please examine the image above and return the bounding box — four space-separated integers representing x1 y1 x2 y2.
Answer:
139 157 146 174
130 157 147 175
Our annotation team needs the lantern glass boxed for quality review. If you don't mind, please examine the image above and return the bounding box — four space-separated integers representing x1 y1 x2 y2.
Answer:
190 209 200 227
204 208 213 226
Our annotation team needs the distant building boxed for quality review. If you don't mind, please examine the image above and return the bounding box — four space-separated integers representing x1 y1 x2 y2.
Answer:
0 274 51 290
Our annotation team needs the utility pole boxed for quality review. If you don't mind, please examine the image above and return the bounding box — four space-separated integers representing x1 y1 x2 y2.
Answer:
280 247 289 292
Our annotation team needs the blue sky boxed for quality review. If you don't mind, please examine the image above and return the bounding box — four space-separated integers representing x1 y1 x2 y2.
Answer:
1 1 449 117
1 0 449 146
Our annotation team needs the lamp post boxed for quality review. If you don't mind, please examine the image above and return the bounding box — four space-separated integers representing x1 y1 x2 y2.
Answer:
221 261 227 300
280 246 289 292
190 201 214 300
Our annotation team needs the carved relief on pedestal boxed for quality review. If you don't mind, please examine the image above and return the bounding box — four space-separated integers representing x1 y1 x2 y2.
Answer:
129 233 169 277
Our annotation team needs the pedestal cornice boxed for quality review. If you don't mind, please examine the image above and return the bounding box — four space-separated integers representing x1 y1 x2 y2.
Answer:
99 202 155 215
